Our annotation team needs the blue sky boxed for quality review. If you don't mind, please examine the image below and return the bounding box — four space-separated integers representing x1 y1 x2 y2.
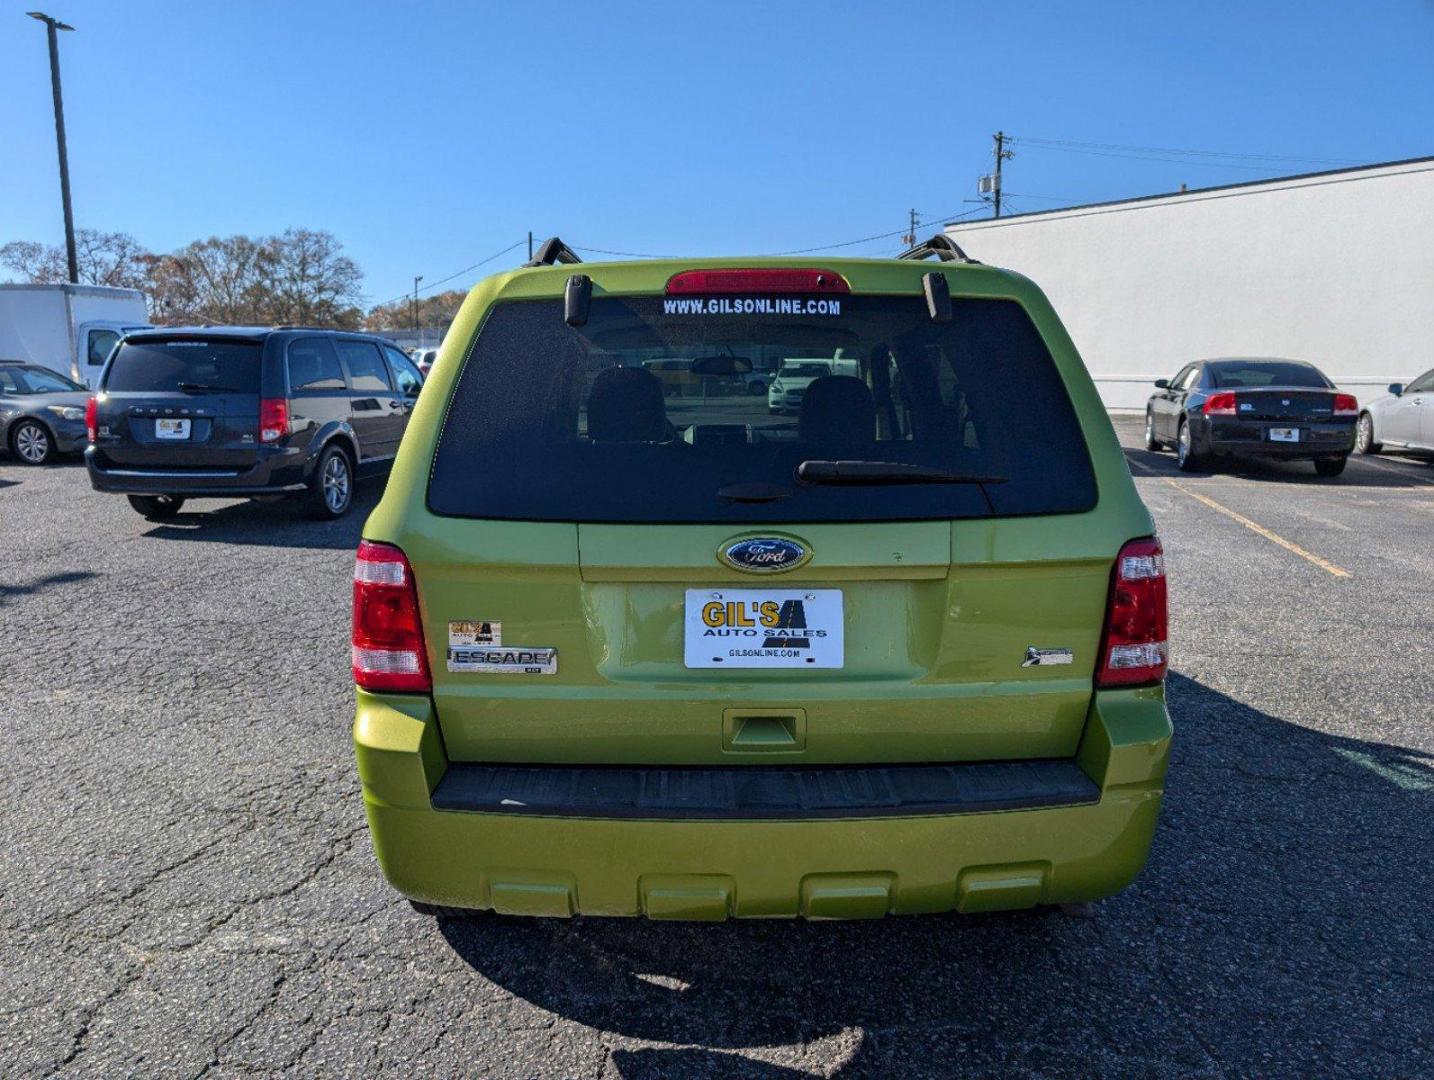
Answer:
2 0 1432 307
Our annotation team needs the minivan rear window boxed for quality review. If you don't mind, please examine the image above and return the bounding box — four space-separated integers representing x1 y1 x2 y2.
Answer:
429 295 1097 524
105 339 262 394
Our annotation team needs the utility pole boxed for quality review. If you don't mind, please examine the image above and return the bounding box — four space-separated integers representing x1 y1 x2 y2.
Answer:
901 208 918 248
411 275 423 332
992 131 1014 219
527 231 533 261
29 12 78 283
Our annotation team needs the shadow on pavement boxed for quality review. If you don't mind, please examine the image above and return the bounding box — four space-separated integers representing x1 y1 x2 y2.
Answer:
435 672 1432 1078
1124 445 1434 488
137 484 381 551
0 569 98 607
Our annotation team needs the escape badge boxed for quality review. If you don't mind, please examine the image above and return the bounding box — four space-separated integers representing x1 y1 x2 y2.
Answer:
447 620 555 674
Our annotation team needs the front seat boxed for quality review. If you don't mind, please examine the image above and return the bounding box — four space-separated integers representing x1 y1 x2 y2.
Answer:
586 366 670 442
798 375 876 447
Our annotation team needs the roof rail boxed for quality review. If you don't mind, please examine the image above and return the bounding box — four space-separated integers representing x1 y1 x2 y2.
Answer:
524 236 583 267
896 233 977 264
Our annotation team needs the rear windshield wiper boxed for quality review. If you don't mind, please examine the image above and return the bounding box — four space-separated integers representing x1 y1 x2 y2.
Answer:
795 460 1007 486
176 381 241 393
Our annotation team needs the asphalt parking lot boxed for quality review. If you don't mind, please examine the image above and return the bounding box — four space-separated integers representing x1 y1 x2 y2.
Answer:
2 418 1431 1079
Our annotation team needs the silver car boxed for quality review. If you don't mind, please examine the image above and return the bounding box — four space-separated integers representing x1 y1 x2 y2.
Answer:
1355 368 1434 457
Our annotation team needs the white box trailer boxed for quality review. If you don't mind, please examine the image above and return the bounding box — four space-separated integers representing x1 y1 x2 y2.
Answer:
0 283 151 389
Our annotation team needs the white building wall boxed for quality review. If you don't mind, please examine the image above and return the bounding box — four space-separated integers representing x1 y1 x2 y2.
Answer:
947 158 1434 411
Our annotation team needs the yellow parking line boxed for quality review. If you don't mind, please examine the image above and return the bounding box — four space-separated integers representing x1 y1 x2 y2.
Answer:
1164 479 1352 578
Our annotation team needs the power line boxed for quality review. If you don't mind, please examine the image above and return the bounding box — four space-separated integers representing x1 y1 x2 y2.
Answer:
1015 143 1306 173
387 206 997 306
374 238 527 309
1013 136 1357 166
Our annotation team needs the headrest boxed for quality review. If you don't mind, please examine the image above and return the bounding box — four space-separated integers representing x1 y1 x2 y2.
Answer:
798 375 876 445
586 366 668 442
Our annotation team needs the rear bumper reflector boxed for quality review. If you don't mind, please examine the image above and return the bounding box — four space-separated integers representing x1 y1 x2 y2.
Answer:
430 760 1099 821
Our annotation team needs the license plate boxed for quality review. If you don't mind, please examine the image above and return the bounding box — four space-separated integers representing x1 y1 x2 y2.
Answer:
684 588 843 669
155 418 191 440
1269 428 1300 443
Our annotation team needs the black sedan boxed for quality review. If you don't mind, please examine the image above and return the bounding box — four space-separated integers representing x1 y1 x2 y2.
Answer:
1144 358 1357 476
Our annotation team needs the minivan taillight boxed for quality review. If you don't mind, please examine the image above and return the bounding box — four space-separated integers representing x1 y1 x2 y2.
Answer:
85 395 98 442
352 540 431 693
1202 392 1237 416
1095 537 1169 689
259 398 289 443
1333 393 1358 416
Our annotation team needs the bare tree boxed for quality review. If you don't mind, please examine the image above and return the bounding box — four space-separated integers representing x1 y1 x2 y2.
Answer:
256 229 364 328
4 227 367 328
1 229 150 289
365 288 467 332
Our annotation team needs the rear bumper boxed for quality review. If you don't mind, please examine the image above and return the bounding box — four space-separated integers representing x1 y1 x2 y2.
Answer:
85 444 309 496
354 687 1172 919
1202 418 1355 458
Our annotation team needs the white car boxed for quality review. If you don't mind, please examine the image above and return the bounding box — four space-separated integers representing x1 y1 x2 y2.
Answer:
412 348 440 376
1355 368 1434 457
766 356 859 414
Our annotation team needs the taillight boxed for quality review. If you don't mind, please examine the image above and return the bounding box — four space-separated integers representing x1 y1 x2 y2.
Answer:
1333 393 1358 416
352 540 431 693
1095 537 1169 689
665 269 850 294
1203 392 1237 416
259 398 289 443
85 395 98 442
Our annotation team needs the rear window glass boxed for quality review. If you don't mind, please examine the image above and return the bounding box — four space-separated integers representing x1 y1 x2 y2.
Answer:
429 295 1097 524
1209 361 1329 388
105 339 262 393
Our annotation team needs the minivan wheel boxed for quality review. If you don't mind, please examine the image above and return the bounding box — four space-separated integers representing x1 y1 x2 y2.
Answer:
127 494 185 520
10 419 53 465
310 445 353 519
1355 413 1381 455
1176 419 1204 472
1143 410 1162 451
1315 455 1347 478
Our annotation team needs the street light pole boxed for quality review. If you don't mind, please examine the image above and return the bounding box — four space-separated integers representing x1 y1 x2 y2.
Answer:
28 12 78 284
411 275 423 334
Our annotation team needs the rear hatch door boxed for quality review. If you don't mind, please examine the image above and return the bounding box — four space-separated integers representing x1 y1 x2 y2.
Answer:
97 336 265 470
417 282 1118 767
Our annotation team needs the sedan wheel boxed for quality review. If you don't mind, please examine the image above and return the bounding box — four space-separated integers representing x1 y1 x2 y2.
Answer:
11 420 53 465
1144 411 1162 451
1176 419 1204 472
1355 413 1381 455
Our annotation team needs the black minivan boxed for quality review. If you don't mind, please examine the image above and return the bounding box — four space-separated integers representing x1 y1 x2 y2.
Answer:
86 327 424 519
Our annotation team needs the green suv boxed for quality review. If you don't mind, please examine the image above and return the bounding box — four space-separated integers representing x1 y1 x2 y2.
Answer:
352 236 1172 920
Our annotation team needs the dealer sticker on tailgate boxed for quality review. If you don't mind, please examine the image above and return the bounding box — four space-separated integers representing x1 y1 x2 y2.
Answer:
684 589 844 669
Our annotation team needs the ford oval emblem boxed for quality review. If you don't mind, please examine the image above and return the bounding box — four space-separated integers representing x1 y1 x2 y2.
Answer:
718 536 811 574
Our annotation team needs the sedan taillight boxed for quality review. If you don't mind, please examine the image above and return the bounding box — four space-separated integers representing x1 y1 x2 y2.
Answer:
352 540 431 693
1095 537 1169 689
85 395 98 442
1202 392 1237 416
1333 393 1358 417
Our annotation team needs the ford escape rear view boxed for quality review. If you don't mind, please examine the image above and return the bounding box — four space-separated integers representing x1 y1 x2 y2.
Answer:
353 235 1173 920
